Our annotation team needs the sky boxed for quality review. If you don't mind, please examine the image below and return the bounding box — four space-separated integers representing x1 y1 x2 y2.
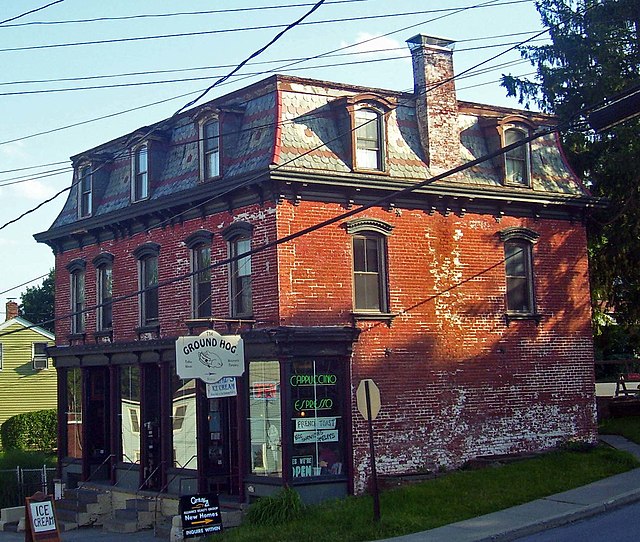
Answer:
0 0 547 318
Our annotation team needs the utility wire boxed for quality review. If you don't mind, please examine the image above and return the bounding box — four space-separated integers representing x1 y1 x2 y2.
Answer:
0 1 600 335
0 3 533 54
0 0 371 27
0 273 50 296
0 0 328 233
0 0 64 26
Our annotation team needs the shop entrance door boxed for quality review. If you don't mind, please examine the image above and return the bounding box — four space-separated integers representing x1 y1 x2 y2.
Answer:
141 364 162 491
84 367 111 481
201 397 239 495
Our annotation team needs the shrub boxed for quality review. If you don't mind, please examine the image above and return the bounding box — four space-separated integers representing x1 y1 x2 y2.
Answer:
0 409 57 452
245 487 305 526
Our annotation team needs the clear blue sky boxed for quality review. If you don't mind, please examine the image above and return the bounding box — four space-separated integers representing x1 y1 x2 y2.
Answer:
0 0 545 317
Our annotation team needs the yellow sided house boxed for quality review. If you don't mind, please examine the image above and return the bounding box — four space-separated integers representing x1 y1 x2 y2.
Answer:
0 301 56 432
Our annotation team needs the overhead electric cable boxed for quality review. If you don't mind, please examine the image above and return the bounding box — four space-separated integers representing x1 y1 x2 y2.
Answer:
0 273 50 296
0 3 534 54
0 0 328 231
0 0 64 26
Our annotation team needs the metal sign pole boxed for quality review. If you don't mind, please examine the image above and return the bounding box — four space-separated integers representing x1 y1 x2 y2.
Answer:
365 380 381 522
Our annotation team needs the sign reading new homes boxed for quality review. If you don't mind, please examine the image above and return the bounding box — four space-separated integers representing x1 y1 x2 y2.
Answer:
176 330 245 383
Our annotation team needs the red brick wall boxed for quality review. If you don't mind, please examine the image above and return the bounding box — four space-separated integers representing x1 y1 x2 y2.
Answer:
54 203 280 342
276 200 597 493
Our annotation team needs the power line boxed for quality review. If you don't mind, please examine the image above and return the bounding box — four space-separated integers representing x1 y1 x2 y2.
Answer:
0 2 534 54
0 1 599 335
0 0 371 27
0 0 329 234
0 0 64 26
0 273 51 296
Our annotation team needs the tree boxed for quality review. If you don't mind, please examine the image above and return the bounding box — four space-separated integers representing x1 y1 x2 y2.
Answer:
20 269 55 333
502 0 640 358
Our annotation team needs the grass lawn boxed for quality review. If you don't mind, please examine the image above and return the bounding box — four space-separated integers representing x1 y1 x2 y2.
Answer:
599 415 640 443
218 444 639 542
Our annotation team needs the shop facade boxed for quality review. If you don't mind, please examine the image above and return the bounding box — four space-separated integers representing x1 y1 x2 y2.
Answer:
37 34 599 504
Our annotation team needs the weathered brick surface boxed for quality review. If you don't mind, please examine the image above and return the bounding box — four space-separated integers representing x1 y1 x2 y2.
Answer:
275 200 597 493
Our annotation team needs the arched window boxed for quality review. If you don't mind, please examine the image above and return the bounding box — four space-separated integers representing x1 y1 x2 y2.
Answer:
78 164 92 218
223 223 253 318
132 144 149 201
346 218 393 313
185 231 213 318
499 227 539 315
200 118 221 180
93 253 114 331
66 259 86 334
355 108 384 171
503 124 531 187
133 243 160 327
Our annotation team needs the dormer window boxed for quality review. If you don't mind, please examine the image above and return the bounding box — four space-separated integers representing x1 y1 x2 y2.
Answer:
355 108 383 171
199 117 220 180
338 94 395 174
78 165 92 218
132 144 149 201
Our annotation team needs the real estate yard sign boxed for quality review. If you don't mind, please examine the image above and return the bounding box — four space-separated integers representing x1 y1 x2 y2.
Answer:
180 493 223 538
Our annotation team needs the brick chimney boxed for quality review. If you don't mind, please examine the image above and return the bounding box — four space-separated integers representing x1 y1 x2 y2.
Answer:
406 34 460 173
5 299 18 321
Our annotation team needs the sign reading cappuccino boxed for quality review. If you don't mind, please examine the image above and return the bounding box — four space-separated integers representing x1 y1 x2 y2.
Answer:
176 330 244 383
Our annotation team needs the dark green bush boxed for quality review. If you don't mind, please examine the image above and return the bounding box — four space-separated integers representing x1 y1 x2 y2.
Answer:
0 409 57 452
245 487 305 526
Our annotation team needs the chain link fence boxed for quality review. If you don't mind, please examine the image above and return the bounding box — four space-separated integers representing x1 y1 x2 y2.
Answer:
0 466 56 509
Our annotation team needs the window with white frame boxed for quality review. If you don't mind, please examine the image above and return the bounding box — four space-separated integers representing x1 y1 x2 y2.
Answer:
32 342 48 370
503 125 531 187
346 218 393 313
354 108 384 171
132 144 149 201
78 164 92 218
67 259 86 335
200 117 220 180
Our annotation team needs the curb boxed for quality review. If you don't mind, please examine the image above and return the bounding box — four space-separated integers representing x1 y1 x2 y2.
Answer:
474 489 640 541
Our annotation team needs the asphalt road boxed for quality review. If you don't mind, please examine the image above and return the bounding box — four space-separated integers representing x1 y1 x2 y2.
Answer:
514 500 640 542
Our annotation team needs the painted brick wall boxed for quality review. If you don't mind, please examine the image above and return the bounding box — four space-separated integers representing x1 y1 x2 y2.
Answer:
275 199 597 493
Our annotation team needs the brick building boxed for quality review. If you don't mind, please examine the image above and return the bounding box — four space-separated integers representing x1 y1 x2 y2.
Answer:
35 35 598 504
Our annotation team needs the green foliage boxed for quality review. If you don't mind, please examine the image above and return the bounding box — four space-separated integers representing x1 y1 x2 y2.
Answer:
220 446 637 542
19 269 55 332
501 0 640 349
600 415 640 444
244 487 305 526
0 409 57 452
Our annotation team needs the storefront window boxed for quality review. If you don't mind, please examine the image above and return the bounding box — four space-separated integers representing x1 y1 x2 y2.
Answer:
120 365 141 464
248 361 282 476
172 375 198 470
66 368 83 458
290 360 344 479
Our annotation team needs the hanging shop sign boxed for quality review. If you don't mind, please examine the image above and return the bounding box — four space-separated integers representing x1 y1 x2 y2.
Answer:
176 330 244 383
206 377 237 398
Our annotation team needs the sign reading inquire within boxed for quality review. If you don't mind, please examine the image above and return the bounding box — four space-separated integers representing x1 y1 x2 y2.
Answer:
25 492 60 542
176 330 245 383
180 493 223 539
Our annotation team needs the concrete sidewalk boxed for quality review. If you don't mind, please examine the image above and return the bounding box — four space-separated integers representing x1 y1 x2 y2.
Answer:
384 435 640 542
